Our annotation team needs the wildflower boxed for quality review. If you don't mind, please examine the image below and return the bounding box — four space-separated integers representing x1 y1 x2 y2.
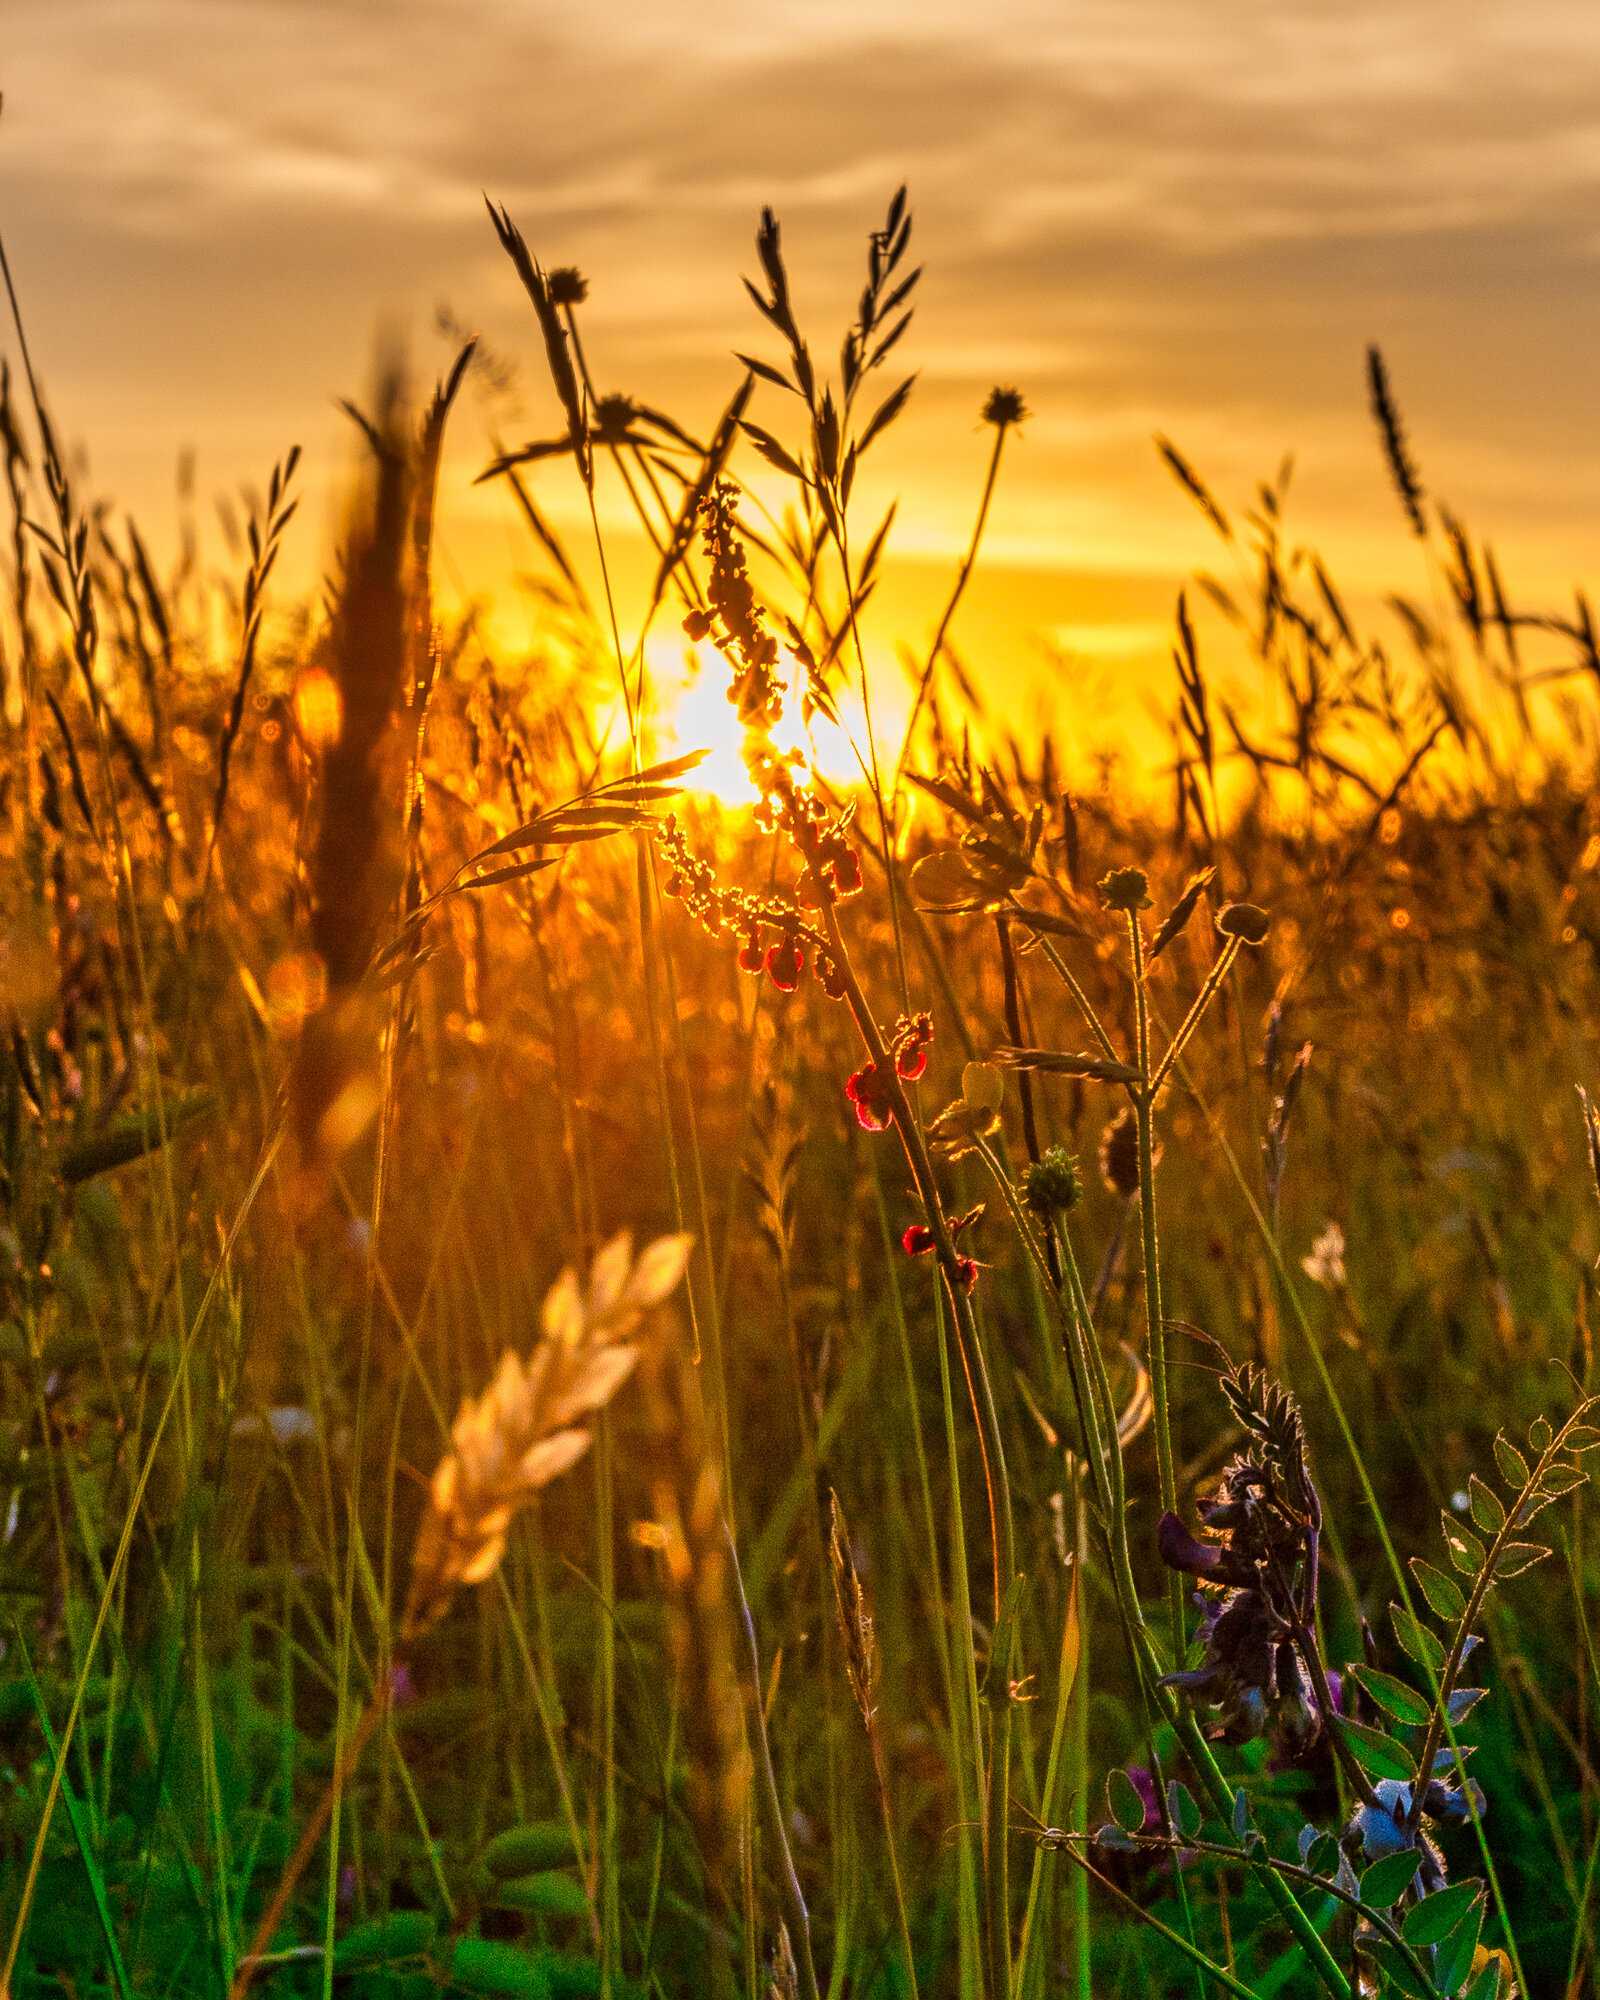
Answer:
827 844 862 896
1345 1775 1485 1898
738 933 765 974
982 386 1029 429
1098 867 1152 913
1216 902 1270 945
1158 1366 1328 1758
846 1063 894 1132
901 1204 982 1263
1302 1221 1346 1289
766 937 804 992
954 1254 980 1293
1023 1146 1081 1220
547 267 589 307
892 1011 934 1081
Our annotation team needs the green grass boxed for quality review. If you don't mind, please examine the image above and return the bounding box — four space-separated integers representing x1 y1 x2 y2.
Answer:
0 189 1597 2000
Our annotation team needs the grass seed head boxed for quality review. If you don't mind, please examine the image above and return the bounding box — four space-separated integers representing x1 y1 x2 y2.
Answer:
403 1229 692 1639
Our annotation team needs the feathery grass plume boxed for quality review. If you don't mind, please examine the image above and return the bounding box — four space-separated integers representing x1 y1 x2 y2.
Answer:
203 447 299 891
1154 433 1231 540
486 200 592 491
403 1230 691 1640
1366 345 1428 539
292 357 411 1162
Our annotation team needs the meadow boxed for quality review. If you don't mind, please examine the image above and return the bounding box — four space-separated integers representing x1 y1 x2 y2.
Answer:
1 190 1599 1999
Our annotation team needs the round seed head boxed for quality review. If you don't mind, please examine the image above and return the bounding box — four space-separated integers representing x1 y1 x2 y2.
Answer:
1098 866 1152 913
1216 902 1270 945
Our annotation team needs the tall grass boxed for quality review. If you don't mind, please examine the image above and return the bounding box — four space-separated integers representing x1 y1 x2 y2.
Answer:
0 188 1597 2000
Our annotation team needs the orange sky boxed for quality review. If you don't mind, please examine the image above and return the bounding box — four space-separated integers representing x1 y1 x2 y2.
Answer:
4 1 1598 758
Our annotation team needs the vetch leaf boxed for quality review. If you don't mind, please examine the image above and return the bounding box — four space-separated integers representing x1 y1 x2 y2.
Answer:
1166 1780 1201 1840
1529 1415 1553 1453
1402 1878 1484 1948
1492 1431 1528 1487
1410 1558 1466 1621
482 1823 580 1877
445 1937 552 1998
1434 1892 1484 1996
1360 1847 1423 1908
1390 1602 1446 1674
1446 1686 1488 1724
333 1912 438 1970
1106 1767 1146 1835
1563 1424 1600 1452
1537 1463 1586 1497
1338 1716 1416 1782
1441 1513 1485 1576
1348 1664 1430 1728
1468 1476 1505 1536
1491 1541 1551 1578
492 1871 591 1920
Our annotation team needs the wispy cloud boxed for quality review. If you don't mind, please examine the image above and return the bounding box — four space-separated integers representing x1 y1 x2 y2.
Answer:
3 0 1596 604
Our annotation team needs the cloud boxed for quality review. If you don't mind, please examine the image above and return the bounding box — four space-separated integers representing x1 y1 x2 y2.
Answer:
2 0 1596 601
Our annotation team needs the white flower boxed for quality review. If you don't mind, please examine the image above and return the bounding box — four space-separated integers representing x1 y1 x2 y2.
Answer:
1302 1222 1346 1290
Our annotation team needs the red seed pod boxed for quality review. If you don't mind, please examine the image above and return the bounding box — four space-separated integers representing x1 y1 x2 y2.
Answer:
766 938 804 992
845 1064 893 1133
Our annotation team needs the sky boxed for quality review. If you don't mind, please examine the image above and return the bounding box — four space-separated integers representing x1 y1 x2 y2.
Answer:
4 0 1599 752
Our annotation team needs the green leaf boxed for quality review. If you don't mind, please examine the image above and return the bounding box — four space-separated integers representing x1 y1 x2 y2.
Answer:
1564 1424 1600 1452
1538 1463 1586 1497
1441 1512 1485 1576
1463 1954 1504 1999
1166 1779 1202 1840
446 1938 554 1999
1364 1938 1435 1999
1410 1558 1466 1621
1107 1767 1146 1835
1491 1541 1551 1578
1360 1847 1423 1908
1529 1415 1553 1453
1402 1878 1484 1948
1348 1664 1430 1728
1435 1897 1484 1996
58 1089 216 1184
1467 1476 1505 1536
1302 1830 1338 1878
482 1823 581 1878
333 1913 438 1971
1338 1716 1416 1782
492 1872 591 1920
1231 1787 1250 1841
1391 1600 1446 1673
1492 1431 1529 1487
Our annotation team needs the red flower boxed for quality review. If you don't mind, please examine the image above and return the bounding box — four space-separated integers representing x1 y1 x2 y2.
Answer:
893 1013 934 1080
846 1063 894 1133
766 938 804 992
830 847 862 896
901 1224 935 1256
954 1255 980 1293
738 935 764 974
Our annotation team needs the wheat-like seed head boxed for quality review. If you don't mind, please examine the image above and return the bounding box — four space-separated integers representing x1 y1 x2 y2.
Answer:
403 1229 692 1639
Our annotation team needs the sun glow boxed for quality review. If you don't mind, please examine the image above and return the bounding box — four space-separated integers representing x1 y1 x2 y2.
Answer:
649 637 847 808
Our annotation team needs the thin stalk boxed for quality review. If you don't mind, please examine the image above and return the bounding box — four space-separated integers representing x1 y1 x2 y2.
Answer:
725 1522 821 2000
1128 912 1184 1664
892 411 1019 799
